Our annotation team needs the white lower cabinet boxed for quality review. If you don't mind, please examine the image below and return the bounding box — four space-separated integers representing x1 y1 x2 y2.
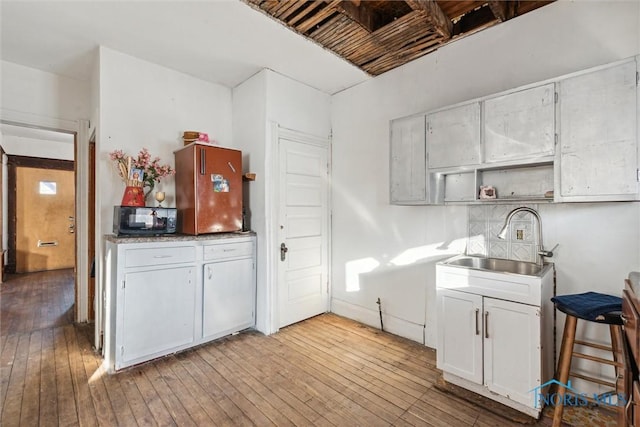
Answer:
105 235 256 372
483 297 541 407
122 266 196 365
436 260 553 418
203 257 255 339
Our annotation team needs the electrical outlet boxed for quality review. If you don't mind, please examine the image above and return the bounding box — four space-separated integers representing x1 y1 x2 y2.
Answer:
516 229 524 240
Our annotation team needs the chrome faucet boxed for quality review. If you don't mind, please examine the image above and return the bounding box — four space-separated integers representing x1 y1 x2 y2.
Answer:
497 207 554 266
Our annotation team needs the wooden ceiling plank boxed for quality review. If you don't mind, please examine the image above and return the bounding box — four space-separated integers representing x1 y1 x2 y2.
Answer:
309 14 346 39
317 22 353 47
288 0 324 26
324 26 364 50
296 0 341 33
404 0 453 39
276 1 310 21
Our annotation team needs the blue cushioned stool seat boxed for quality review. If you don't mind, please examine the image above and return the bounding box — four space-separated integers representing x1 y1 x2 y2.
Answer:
551 291 622 324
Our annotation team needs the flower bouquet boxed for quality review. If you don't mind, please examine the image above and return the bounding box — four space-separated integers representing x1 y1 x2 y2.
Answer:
110 148 175 206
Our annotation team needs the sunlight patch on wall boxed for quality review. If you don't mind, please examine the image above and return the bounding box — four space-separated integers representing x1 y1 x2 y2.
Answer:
345 257 380 292
390 238 467 266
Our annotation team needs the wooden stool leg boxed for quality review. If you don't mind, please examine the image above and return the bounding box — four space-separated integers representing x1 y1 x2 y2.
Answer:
553 315 578 427
609 324 629 427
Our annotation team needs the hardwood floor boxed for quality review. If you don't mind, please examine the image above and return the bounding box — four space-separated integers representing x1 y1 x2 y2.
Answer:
1 269 75 336
0 270 564 426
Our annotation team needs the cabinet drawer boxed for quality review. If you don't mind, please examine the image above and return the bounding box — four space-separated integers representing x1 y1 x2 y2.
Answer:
125 246 196 268
204 241 253 261
622 289 640 365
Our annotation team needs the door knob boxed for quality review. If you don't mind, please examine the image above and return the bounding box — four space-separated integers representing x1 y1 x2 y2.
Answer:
280 243 288 261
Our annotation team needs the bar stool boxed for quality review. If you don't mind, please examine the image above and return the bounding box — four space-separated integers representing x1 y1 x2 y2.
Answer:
551 292 628 427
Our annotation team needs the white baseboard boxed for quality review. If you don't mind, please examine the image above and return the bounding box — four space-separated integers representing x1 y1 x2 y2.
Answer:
331 298 425 344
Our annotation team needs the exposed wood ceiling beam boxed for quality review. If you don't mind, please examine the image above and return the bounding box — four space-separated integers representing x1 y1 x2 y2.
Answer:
337 0 375 32
404 0 452 40
488 1 517 22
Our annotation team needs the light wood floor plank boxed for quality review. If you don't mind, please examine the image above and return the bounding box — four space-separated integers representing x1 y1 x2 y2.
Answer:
175 351 253 426
1 333 30 426
240 332 346 426
279 326 419 415
0 334 19 410
39 328 58 427
196 345 281 426
293 320 433 400
155 357 216 426
214 338 320 426
53 326 79 426
217 334 330 425
64 324 99 426
115 374 158 427
130 363 177 426
273 331 395 425
20 330 43 425
166 352 236 426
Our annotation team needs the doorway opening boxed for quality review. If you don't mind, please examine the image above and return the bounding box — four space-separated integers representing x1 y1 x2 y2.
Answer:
1 123 79 324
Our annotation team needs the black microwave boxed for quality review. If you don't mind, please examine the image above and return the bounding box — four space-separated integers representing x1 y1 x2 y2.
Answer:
113 206 177 236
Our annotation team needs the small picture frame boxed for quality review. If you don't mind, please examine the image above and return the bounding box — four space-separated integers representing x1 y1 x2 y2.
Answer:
129 168 144 184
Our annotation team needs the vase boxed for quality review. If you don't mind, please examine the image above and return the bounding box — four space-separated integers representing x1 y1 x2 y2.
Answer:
121 186 145 207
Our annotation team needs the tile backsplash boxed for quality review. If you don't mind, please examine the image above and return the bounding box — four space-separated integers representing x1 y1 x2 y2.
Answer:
467 204 539 263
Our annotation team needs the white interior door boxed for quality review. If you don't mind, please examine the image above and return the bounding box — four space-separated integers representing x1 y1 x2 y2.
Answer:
278 135 329 328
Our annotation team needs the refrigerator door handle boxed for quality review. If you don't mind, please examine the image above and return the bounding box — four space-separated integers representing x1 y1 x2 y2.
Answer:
200 148 206 175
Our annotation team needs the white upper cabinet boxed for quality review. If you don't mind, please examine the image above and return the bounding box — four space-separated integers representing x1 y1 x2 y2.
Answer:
559 59 639 200
484 83 556 163
390 115 427 204
427 102 481 169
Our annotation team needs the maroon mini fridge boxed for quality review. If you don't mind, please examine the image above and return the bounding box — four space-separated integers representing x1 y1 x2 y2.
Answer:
174 143 242 234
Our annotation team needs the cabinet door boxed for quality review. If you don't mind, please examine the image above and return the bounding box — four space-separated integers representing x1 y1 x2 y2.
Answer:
483 297 540 407
121 266 195 365
390 115 427 204
436 289 483 384
484 84 555 163
427 102 480 169
559 60 638 199
203 257 255 338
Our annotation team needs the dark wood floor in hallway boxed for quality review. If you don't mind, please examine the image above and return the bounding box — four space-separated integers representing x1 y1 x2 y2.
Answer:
0 269 563 426
1 269 75 336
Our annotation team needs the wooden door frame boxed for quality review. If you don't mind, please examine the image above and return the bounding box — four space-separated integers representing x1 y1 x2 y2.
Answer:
5 155 75 273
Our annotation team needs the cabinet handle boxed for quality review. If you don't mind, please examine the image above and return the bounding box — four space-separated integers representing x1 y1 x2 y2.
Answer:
485 311 489 339
475 309 480 335
200 148 206 175
153 255 173 259
208 266 212 280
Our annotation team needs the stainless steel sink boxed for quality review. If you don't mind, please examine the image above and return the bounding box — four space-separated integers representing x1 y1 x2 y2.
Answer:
441 255 551 277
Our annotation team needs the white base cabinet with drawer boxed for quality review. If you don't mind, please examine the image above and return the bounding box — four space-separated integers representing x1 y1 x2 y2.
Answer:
104 235 256 372
436 259 554 418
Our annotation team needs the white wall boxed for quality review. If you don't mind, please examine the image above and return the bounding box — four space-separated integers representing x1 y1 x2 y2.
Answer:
0 136 74 160
1 60 89 126
233 69 331 334
97 47 233 239
233 70 268 332
331 0 640 348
